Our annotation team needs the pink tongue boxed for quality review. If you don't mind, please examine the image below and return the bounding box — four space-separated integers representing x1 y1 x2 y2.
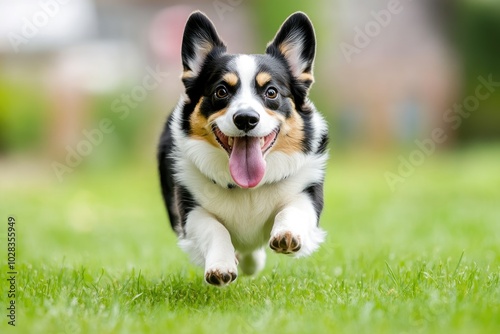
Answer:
229 136 266 188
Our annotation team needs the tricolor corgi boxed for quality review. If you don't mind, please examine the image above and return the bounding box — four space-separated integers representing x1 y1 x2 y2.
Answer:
157 11 328 286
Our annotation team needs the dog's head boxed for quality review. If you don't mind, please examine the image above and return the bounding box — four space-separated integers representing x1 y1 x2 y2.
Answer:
180 11 316 188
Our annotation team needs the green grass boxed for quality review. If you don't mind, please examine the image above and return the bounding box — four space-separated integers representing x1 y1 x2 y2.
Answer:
1 145 500 333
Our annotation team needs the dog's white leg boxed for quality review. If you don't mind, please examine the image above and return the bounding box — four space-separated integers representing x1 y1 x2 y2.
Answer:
237 247 266 276
178 207 238 286
269 193 326 257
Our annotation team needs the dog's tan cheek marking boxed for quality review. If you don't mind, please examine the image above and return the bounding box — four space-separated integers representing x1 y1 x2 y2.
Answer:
222 73 239 87
270 99 304 154
264 107 277 117
189 98 218 148
206 108 229 148
256 72 272 87
190 99 229 149
189 98 208 138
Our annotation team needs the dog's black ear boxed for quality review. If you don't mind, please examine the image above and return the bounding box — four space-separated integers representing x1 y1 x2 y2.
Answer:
266 12 316 87
181 11 226 79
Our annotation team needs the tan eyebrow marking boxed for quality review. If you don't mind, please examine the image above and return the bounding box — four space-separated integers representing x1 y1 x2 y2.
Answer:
268 98 305 154
222 72 239 86
256 72 272 87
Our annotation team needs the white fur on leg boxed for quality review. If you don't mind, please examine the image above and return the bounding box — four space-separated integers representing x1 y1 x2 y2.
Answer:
178 207 238 284
270 193 326 257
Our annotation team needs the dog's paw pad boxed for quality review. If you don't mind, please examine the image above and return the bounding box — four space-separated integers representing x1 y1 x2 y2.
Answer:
269 232 301 254
205 269 237 286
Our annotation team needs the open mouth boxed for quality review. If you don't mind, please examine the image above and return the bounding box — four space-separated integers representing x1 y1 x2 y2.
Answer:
213 126 279 156
212 125 280 188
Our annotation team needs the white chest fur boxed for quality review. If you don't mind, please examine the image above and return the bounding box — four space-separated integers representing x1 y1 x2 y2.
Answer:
175 144 327 252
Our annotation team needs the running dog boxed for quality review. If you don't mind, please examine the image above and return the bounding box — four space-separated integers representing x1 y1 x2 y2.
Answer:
157 11 328 286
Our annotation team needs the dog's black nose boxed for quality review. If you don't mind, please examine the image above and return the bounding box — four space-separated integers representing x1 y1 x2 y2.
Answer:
233 109 260 132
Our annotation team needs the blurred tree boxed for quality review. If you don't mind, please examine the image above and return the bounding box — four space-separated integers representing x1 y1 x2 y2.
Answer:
458 2 500 141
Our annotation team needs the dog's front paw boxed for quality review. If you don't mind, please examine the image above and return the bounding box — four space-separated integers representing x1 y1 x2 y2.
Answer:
269 231 301 255
205 265 238 286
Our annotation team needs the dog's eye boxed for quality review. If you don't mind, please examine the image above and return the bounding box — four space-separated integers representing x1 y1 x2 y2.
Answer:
215 86 228 99
265 87 278 99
